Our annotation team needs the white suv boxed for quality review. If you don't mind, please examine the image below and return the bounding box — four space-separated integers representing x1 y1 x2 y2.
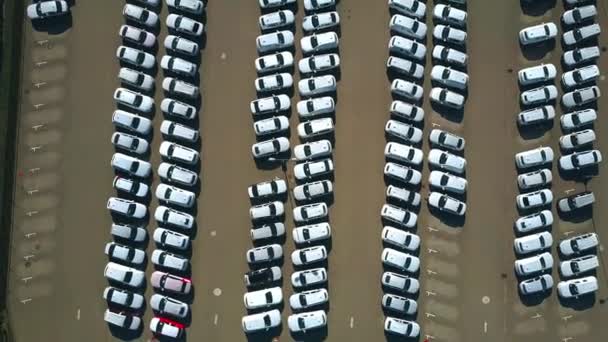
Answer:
382 248 420 273
559 233 598 256
514 252 553 276
106 197 146 219
515 147 553 170
382 271 419 294
381 204 417 228
518 64 556 86
519 22 557 45
558 191 595 212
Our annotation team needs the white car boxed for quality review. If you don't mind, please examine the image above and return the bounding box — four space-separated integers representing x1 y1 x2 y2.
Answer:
519 22 558 45
155 206 194 230
514 231 553 255
559 149 602 171
255 51 294 74
432 45 468 67
161 98 197 120
381 226 420 252
390 100 424 122
433 4 467 27
105 242 145 265
166 0 204 14
149 317 184 339
433 25 467 45
386 185 421 206
559 233 598 256
302 11 340 32
244 267 282 287
294 158 334 180
299 53 340 74
259 0 296 9
155 183 195 208
111 223 147 242
428 192 466 216
250 94 291 115
119 25 155 48
293 180 333 201
558 191 595 212
386 56 424 79
252 137 291 159
381 204 417 228
298 118 334 139
303 0 335 11
291 268 327 288
390 79 423 101
517 169 552 190
242 309 281 333
382 248 420 273
158 162 198 187
563 23 600 46
514 252 553 276
429 171 467 194
297 97 335 118
104 287 144 310
259 10 295 30
389 14 427 40
561 108 597 131
247 244 283 264
288 311 327 333
518 64 557 86
248 178 287 200
256 30 295 53
517 106 555 126
519 274 554 295
122 4 158 28
104 310 141 331
429 129 465 151
431 65 468 90
111 132 148 155
562 86 601 108
430 87 465 109
151 249 189 272
562 65 599 88
515 210 553 234
253 116 290 136
250 201 285 221
160 120 199 143
166 14 204 36
150 294 189 319
382 294 418 315
428 149 466 174
563 46 600 67
255 73 294 92
289 289 328 310
562 5 596 25
515 147 553 170
516 189 553 210
388 0 426 19
301 32 339 54
299 75 337 97
559 129 596 150
521 85 558 106
164 35 199 56
104 262 145 288
384 162 422 186
251 222 286 241
384 142 424 166
118 68 154 91
116 46 155 69
384 317 420 338
558 276 598 298
159 141 199 165
291 246 327 266
113 176 149 198
153 227 190 250
385 120 423 144
111 153 152 178
293 202 328 222
292 223 331 244
162 77 199 99
114 88 154 113
161 55 197 77
560 255 599 277
388 36 426 61
27 1 69 20
382 271 419 294
294 140 332 161
244 287 283 310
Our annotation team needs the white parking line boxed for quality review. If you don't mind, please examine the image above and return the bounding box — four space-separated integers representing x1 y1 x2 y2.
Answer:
213 314 219 326
76 308 80 321
349 316 354 328
483 321 487 333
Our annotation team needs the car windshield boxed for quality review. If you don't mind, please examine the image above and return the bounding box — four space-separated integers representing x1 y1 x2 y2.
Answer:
439 153 448 164
308 58 316 70
573 10 582 22
303 145 312 156
406 148 415 160
263 315 271 326
124 271 133 283
310 36 318 47
302 228 310 240
135 52 144 63
569 283 579 295
571 113 581 125
411 1 419 11
311 15 319 27
572 155 580 167
543 25 550 36
265 291 273 303
440 174 449 186
441 27 450 40
573 29 583 41
300 251 308 263
133 95 142 106
441 68 450 79
308 79 316 90
129 161 139 172
571 262 580 273
439 90 447 102
306 100 315 112
140 10 149 21
277 33 285 44
298 317 306 329
438 196 447 207
573 70 583 83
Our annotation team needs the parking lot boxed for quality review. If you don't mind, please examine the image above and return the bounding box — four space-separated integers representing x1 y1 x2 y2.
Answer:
6 0 608 341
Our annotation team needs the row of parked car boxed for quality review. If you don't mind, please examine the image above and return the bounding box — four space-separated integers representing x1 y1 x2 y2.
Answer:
511 0 601 299
104 0 205 339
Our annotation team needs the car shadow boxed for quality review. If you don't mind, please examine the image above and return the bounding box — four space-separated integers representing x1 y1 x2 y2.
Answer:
520 40 556 61
519 0 557 16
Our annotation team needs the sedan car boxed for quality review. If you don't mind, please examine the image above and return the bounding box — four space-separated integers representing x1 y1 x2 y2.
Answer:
517 169 552 190
103 286 144 310
560 255 599 277
388 36 426 61
388 0 426 19
302 11 340 32
162 77 199 99
430 87 465 109
384 142 424 166
289 288 329 310
381 204 417 228
386 185 421 206
297 97 335 118
432 45 468 67
298 118 334 139
382 248 420 273
515 147 554 170
382 294 418 315
251 222 286 241
154 206 194 230
428 149 466 174
119 25 155 48
166 0 204 14
114 88 154 113
384 162 422 186
111 152 152 178
431 65 468 90
106 197 146 219
252 137 290 159
381 226 420 252
122 4 158 28
519 274 554 295
293 180 333 201
242 309 281 333
433 25 467 45
149 317 185 339
559 233 598 256
160 55 198 77
558 191 595 212
562 65 599 89
294 158 334 180
105 242 145 265
294 140 332 161
243 287 283 310
116 46 156 69
518 106 555 126
160 141 199 165
248 178 287 200
558 276 598 298
521 85 558 106
519 22 558 45
292 223 331 244
386 56 424 79
298 75 337 97
288 311 327 333
563 46 600 67
151 249 189 272
516 189 553 210
429 129 465 151
299 53 340 74
259 0 296 9
246 244 283 264
291 268 328 288
515 210 553 234
384 317 420 338
155 183 195 208
382 271 419 294
514 252 553 276
562 5 596 25
390 100 424 122
390 79 423 101
250 201 284 221
301 32 339 54
303 0 335 11
244 267 282 288
561 108 597 131
166 14 204 36
164 35 199 56
389 14 427 40
250 94 291 116
428 192 466 216
385 120 423 144
27 1 69 20
150 294 189 319
563 23 601 46
256 30 295 53
559 129 596 150
160 120 199 143
255 51 294 74
433 4 467 27
253 116 290 136
293 202 328 222
429 171 467 194
111 132 148 155
255 73 293 93
291 246 327 266
104 262 145 288
160 98 197 120
562 86 601 108
118 67 154 92
518 64 557 86
113 176 149 198
514 231 553 255
158 162 198 187
153 227 190 250
259 10 295 30
559 149 602 171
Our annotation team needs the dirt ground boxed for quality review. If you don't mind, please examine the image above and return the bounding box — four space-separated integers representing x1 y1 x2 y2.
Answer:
6 0 608 341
